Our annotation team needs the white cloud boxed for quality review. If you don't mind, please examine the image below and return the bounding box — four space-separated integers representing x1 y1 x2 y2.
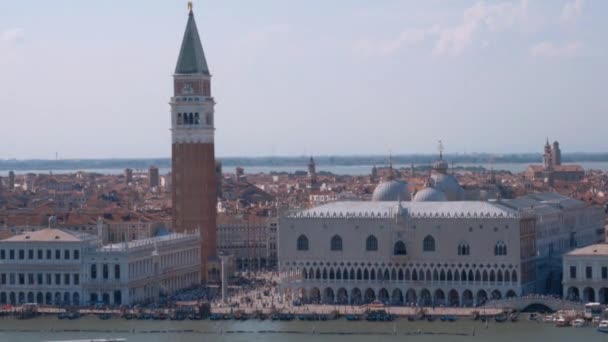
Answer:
529 41 583 58
354 28 426 57
561 0 584 23
433 0 528 56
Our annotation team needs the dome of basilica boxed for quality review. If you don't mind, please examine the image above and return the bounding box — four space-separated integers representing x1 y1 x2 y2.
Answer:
413 186 448 202
372 180 411 202
431 173 465 201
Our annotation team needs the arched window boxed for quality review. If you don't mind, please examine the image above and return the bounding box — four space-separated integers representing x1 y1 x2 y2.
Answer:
495 241 507 256
393 241 407 255
423 235 435 252
177 113 183 125
458 242 470 256
90 264 97 279
366 235 378 251
330 235 343 251
194 113 200 124
297 235 309 251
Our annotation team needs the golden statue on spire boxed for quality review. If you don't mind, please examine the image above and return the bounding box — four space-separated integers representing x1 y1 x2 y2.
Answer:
188 0 193 11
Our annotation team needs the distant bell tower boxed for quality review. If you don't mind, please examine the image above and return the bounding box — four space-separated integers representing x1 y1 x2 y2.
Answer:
171 2 217 282
543 139 553 169
307 157 317 185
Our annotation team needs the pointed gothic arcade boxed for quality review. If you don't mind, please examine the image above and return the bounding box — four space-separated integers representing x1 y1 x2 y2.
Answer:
171 5 217 282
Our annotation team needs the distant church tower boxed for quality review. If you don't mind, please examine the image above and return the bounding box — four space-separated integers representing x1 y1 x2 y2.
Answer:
171 3 217 281
307 157 317 185
543 139 553 169
552 141 562 166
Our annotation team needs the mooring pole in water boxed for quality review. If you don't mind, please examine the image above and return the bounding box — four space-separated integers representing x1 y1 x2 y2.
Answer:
472 326 476 336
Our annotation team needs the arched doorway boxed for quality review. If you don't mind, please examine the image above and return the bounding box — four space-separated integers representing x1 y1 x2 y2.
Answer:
337 288 348 304
583 287 595 302
406 289 417 304
113 291 122 306
90 293 99 305
351 288 362 305
434 289 445 306
36 292 43 304
420 289 431 306
476 290 488 305
73 292 80 306
566 287 579 301
323 288 335 304
391 289 404 305
102 293 110 305
45 292 52 305
54 292 61 305
506 290 516 298
9 292 16 305
491 290 502 300
18 292 25 304
364 288 376 303
599 288 608 304
462 290 474 307
27 292 34 303
0 293 6 304
310 287 321 304
378 288 389 304
449 289 460 307
296 288 307 303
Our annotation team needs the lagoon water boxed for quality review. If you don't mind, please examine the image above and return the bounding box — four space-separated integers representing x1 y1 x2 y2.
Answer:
0 316 605 342
3 161 608 176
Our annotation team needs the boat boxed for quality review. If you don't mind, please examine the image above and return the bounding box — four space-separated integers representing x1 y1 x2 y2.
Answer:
528 313 538 321
67 311 81 320
407 316 415 322
440 315 456 322
555 316 570 327
471 311 480 321
597 320 608 333
542 315 554 323
494 313 508 323
509 312 519 322
98 313 112 320
209 313 223 321
572 318 586 328
345 314 360 321
426 315 436 322
122 312 135 320
365 310 393 322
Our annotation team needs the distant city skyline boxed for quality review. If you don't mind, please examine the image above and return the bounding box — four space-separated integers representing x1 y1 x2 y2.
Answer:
1 0 606 159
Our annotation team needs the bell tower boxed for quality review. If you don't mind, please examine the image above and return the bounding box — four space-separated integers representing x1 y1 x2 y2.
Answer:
171 2 217 282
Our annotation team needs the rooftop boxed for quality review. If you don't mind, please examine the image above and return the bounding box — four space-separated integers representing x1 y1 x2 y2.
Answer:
566 244 608 257
2 228 97 243
99 232 198 252
290 200 519 219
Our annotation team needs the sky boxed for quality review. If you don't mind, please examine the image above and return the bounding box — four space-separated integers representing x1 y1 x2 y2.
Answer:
0 0 606 159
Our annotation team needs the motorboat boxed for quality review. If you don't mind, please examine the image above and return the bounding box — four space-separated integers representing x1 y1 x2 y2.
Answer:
572 318 586 328
494 313 508 323
597 320 608 333
528 313 538 321
345 314 360 321
542 315 554 323
555 316 570 327
440 315 456 322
